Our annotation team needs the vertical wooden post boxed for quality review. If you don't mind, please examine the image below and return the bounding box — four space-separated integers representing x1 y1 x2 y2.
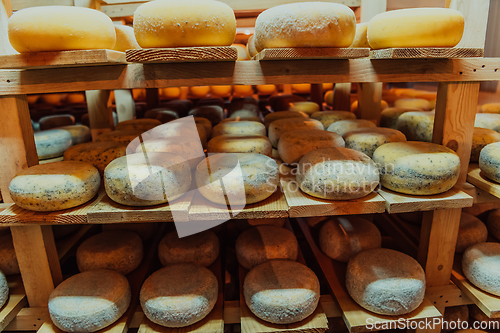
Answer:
86 90 114 140
0 0 16 54
333 83 351 111
310 84 323 111
146 88 160 110
114 89 135 122
283 84 292 95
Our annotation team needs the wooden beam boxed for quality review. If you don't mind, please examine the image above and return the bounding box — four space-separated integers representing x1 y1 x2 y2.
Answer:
332 83 351 111
114 89 135 122
310 84 323 111
85 90 114 140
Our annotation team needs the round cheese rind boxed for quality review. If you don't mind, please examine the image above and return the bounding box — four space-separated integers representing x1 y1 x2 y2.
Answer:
57 125 91 145
8 6 116 53
264 111 308 129
372 142 460 195
0 271 8 309
396 111 435 142
246 35 258 58
244 260 320 324
471 128 500 162
475 114 500 133
296 147 379 200
367 8 464 49
319 216 382 263
394 98 430 111
350 23 368 48
481 103 500 114
195 153 279 205
254 2 356 50
63 141 127 176
346 248 426 315
136 137 205 170
189 106 224 126
212 121 266 138
140 264 218 328
463 242 500 296
95 130 144 144
269 118 323 148
113 25 140 52
247 218 286 227
115 119 161 132
9 161 100 212
288 102 320 115
278 129 345 165
343 127 407 158
35 129 73 160
49 270 131 333
479 142 500 183
208 135 272 157
133 0 236 48
0 234 20 275
456 213 488 253
310 111 356 129
326 119 376 137
104 152 191 206
379 108 415 129
235 226 298 270
77 231 143 275
194 117 213 138
221 117 262 123
158 230 219 267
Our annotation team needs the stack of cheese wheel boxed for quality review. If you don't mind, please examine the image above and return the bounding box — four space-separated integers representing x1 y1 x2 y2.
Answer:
34 129 73 160
194 117 213 137
311 111 356 130
343 127 407 158
463 242 500 296
479 142 500 183
396 111 435 142
158 230 219 267
455 213 488 253
64 141 127 176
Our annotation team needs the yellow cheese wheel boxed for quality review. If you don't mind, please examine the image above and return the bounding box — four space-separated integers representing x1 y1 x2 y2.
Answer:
189 86 210 98
350 23 369 48
288 101 319 115
8 6 116 53
311 111 356 129
268 118 323 148
212 121 266 138
264 111 308 129
113 25 140 52
65 93 86 104
324 91 334 106
208 135 272 156
367 8 464 49
291 84 311 94
481 103 500 114
233 85 254 96
327 119 376 137
396 111 435 142
160 87 181 100
351 100 389 113
246 35 258 58
394 98 430 111
471 128 500 162
233 43 249 60
254 2 356 50
210 85 232 97
133 0 236 48
256 84 277 95
343 127 407 158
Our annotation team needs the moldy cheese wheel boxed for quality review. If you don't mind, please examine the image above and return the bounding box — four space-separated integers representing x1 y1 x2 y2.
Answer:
133 0 236 48
343 127 407 158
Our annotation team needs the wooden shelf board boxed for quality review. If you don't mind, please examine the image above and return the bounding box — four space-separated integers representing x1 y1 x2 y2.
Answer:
281 179 385 218
5 307 49 331
254 48 369 61
369 47 484 59
297 219 442 333
0 50 126 69
467 163 500 199
377 187 473 214
0 275 27 332
188 190 288 221
39 156 64 164
126 47 238 63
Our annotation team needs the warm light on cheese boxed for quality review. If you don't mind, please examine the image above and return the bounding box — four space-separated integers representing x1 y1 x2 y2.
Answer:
113 25 140 52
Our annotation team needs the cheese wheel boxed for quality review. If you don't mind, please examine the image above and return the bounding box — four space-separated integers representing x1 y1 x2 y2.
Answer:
244 260 320 324
256 84 276 95
144 109 179 124
189 106 224 126
288 102 319 115
372 142 460 195
269 95 306 112
487 209 500 240
8 6 116 53
475 113 500 132
350 23 368 48
236 226 298 270
297 147 379 200
35 129 73 160
351 100 389 115
278 129 345 165
140 264 218 328
326 119 376 137
104 153 191 206
463 242 500 296
160 87 181 100
254 3 355 50
311 111 356 129
133 0 236 48
189 86 210 98
246 218 286 227
324 91 333 106
150 119 208 149
158 230 219 267
396 111 435 142
481 103 500 114
63 141 127 176
379 108 415 129
0 271 8 309
208 135 272 156
95 130 144 144
442 306 469 330
0 234 20 275
113 25 140 52
163 100 193 117
212 121 266 138
49 270 131 333
320 216 381 263
291 84 310 94
193 117 213 137
246 35 258 58
343 127 407 158
367 8 464 49
394 98 431 111
136 137 205 170
234 43 249 60
269 118 323 148
479 142 500 183
456 213 488 253
197 97 225 109
264 111 308 129
233 85 254 97
10 161 100 212
102 223 158 241
471 127 500 162
346 248 426 315
57 125 91 145
115 119 161 132
196 153 279 205
77 231 143 275
221 117 262 123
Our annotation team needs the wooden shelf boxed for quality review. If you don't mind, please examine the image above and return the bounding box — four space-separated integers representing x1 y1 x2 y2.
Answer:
0 275 27 332
126 47 238 63
253 47 369 61
0 50 126 69
467 163 500 199
369 47 484 59
377 187 473 214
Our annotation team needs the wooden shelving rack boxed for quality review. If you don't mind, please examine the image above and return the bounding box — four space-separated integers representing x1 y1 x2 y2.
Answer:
0 0 498 332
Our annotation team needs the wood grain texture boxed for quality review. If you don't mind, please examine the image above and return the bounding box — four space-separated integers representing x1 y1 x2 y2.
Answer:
254 48 369 61
369 48 484 59
86 90 114 140
0 50 126 69
377 187 473 214
467 163 500 199
4 307 49 331
0 275 27 331
126 47 238 63
332 83 351 111
426 284 473 313
357 82 382 123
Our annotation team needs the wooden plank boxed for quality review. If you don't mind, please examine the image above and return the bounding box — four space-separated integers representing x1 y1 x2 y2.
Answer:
0 275 28 331
86 89 114 140
310 84 323 111
126 47 238 63
447 0 490 49
357 82 382 123
297 219 442 333
0 50 126 69
87 191 193 223
426 283 473 311
5 307 49 331
188 190 288 221
114 89 136 122
0 0 16 55
467 163 500 199
377 187 473 214
281 178 385 218
254 48 369 61
369 48 484 59
332 83 351 111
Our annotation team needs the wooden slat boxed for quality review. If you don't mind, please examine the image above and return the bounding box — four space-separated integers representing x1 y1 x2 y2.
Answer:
0 50 126 69
467 163 500 199
0 275 27 331
377 187 473 214
369 48 484 59
86 89 114 140
5 307 49 331
281 178 385 218
297 219 442 333
426 283 473 312
38 156 64 164
332 83 351 111
254 48 369 61
126 47 238 63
